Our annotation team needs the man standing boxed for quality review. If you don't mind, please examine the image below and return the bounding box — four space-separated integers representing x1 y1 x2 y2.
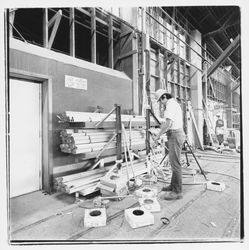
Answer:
215 114 225 145
153 89 185 200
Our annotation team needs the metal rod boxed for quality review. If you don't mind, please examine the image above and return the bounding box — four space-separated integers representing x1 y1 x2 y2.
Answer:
9 23 28 43
122 134 130 181
149 109 161 126
146 108 151 155
122 123 135 178
184 140 208 180
95 106 116 127
100 194 134 200
115 104 122 169
96 133 117 159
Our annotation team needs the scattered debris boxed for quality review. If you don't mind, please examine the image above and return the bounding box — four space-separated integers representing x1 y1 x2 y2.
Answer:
160 217 170 225
210 221 217 227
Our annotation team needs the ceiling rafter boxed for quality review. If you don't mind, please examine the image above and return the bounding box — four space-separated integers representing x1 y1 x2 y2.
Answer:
206 7 232 44
203 10 237 39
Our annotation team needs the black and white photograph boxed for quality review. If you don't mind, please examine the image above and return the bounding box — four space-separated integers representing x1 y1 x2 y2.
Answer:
1 0 248 247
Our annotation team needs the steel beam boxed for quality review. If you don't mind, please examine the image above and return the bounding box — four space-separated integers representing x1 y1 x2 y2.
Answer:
69 8 75 57
43 9 48 47
208 37 240 75
115 104 122 169
48 10 62 49
108 16 114 69
145 108 151 155
231 82 240 92
91 8 96 64
48 10 62 28
207 35 240 78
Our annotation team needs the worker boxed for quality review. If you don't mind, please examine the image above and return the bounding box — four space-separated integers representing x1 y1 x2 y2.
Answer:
215 114 225 145
152 89 185 200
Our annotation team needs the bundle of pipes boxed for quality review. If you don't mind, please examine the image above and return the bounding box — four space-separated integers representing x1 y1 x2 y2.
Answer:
59 128 147 154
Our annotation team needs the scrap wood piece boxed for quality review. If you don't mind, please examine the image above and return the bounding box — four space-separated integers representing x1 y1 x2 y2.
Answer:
55 166 111 183
77 183 100 196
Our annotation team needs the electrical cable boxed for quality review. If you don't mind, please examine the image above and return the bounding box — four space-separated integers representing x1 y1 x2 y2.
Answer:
205 171 240 181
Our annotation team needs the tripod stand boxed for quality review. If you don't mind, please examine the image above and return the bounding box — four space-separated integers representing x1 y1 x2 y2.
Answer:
182 140 208 181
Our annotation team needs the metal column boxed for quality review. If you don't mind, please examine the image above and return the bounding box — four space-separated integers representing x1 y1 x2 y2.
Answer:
115 104 122 169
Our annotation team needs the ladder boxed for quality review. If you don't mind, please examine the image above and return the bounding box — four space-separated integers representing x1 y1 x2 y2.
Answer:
187 101 204 150
202 100 219 145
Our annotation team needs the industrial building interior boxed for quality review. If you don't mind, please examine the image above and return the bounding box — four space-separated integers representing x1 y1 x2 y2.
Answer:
6 5 242 244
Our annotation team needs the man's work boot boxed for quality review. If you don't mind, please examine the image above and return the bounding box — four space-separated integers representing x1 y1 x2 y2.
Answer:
162 191 183 200
161 185 172 192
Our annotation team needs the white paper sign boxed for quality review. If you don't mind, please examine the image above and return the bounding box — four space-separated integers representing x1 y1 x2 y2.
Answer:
65 75 87 90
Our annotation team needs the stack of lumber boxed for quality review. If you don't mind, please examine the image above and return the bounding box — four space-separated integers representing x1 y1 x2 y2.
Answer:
56 111 167 196
54 156 156 196
54 167 110 195
59 128 147 154
54 152 169 196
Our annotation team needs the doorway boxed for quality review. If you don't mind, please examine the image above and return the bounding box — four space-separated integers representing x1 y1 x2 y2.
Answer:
9 78 42 197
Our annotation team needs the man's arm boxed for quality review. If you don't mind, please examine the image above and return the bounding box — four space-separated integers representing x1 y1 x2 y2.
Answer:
154 118 172 141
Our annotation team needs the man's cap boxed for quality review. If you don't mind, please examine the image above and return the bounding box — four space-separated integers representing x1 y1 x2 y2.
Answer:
155 89 169 102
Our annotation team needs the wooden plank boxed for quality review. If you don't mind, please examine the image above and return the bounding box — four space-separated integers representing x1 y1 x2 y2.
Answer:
64 111 150 122
78 183 99 196
79 143 146 158
120 30 134 54
68 176 102 194
62 172 104 186
118 49 138 61
67 120 160 129
53 162 89 175
55 167 108 184
120 29 132 38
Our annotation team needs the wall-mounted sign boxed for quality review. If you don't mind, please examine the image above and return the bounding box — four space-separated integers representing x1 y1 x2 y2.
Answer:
65 75 87 90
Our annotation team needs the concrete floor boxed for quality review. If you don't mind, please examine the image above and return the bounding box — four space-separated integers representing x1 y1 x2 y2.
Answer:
8 150 242 243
